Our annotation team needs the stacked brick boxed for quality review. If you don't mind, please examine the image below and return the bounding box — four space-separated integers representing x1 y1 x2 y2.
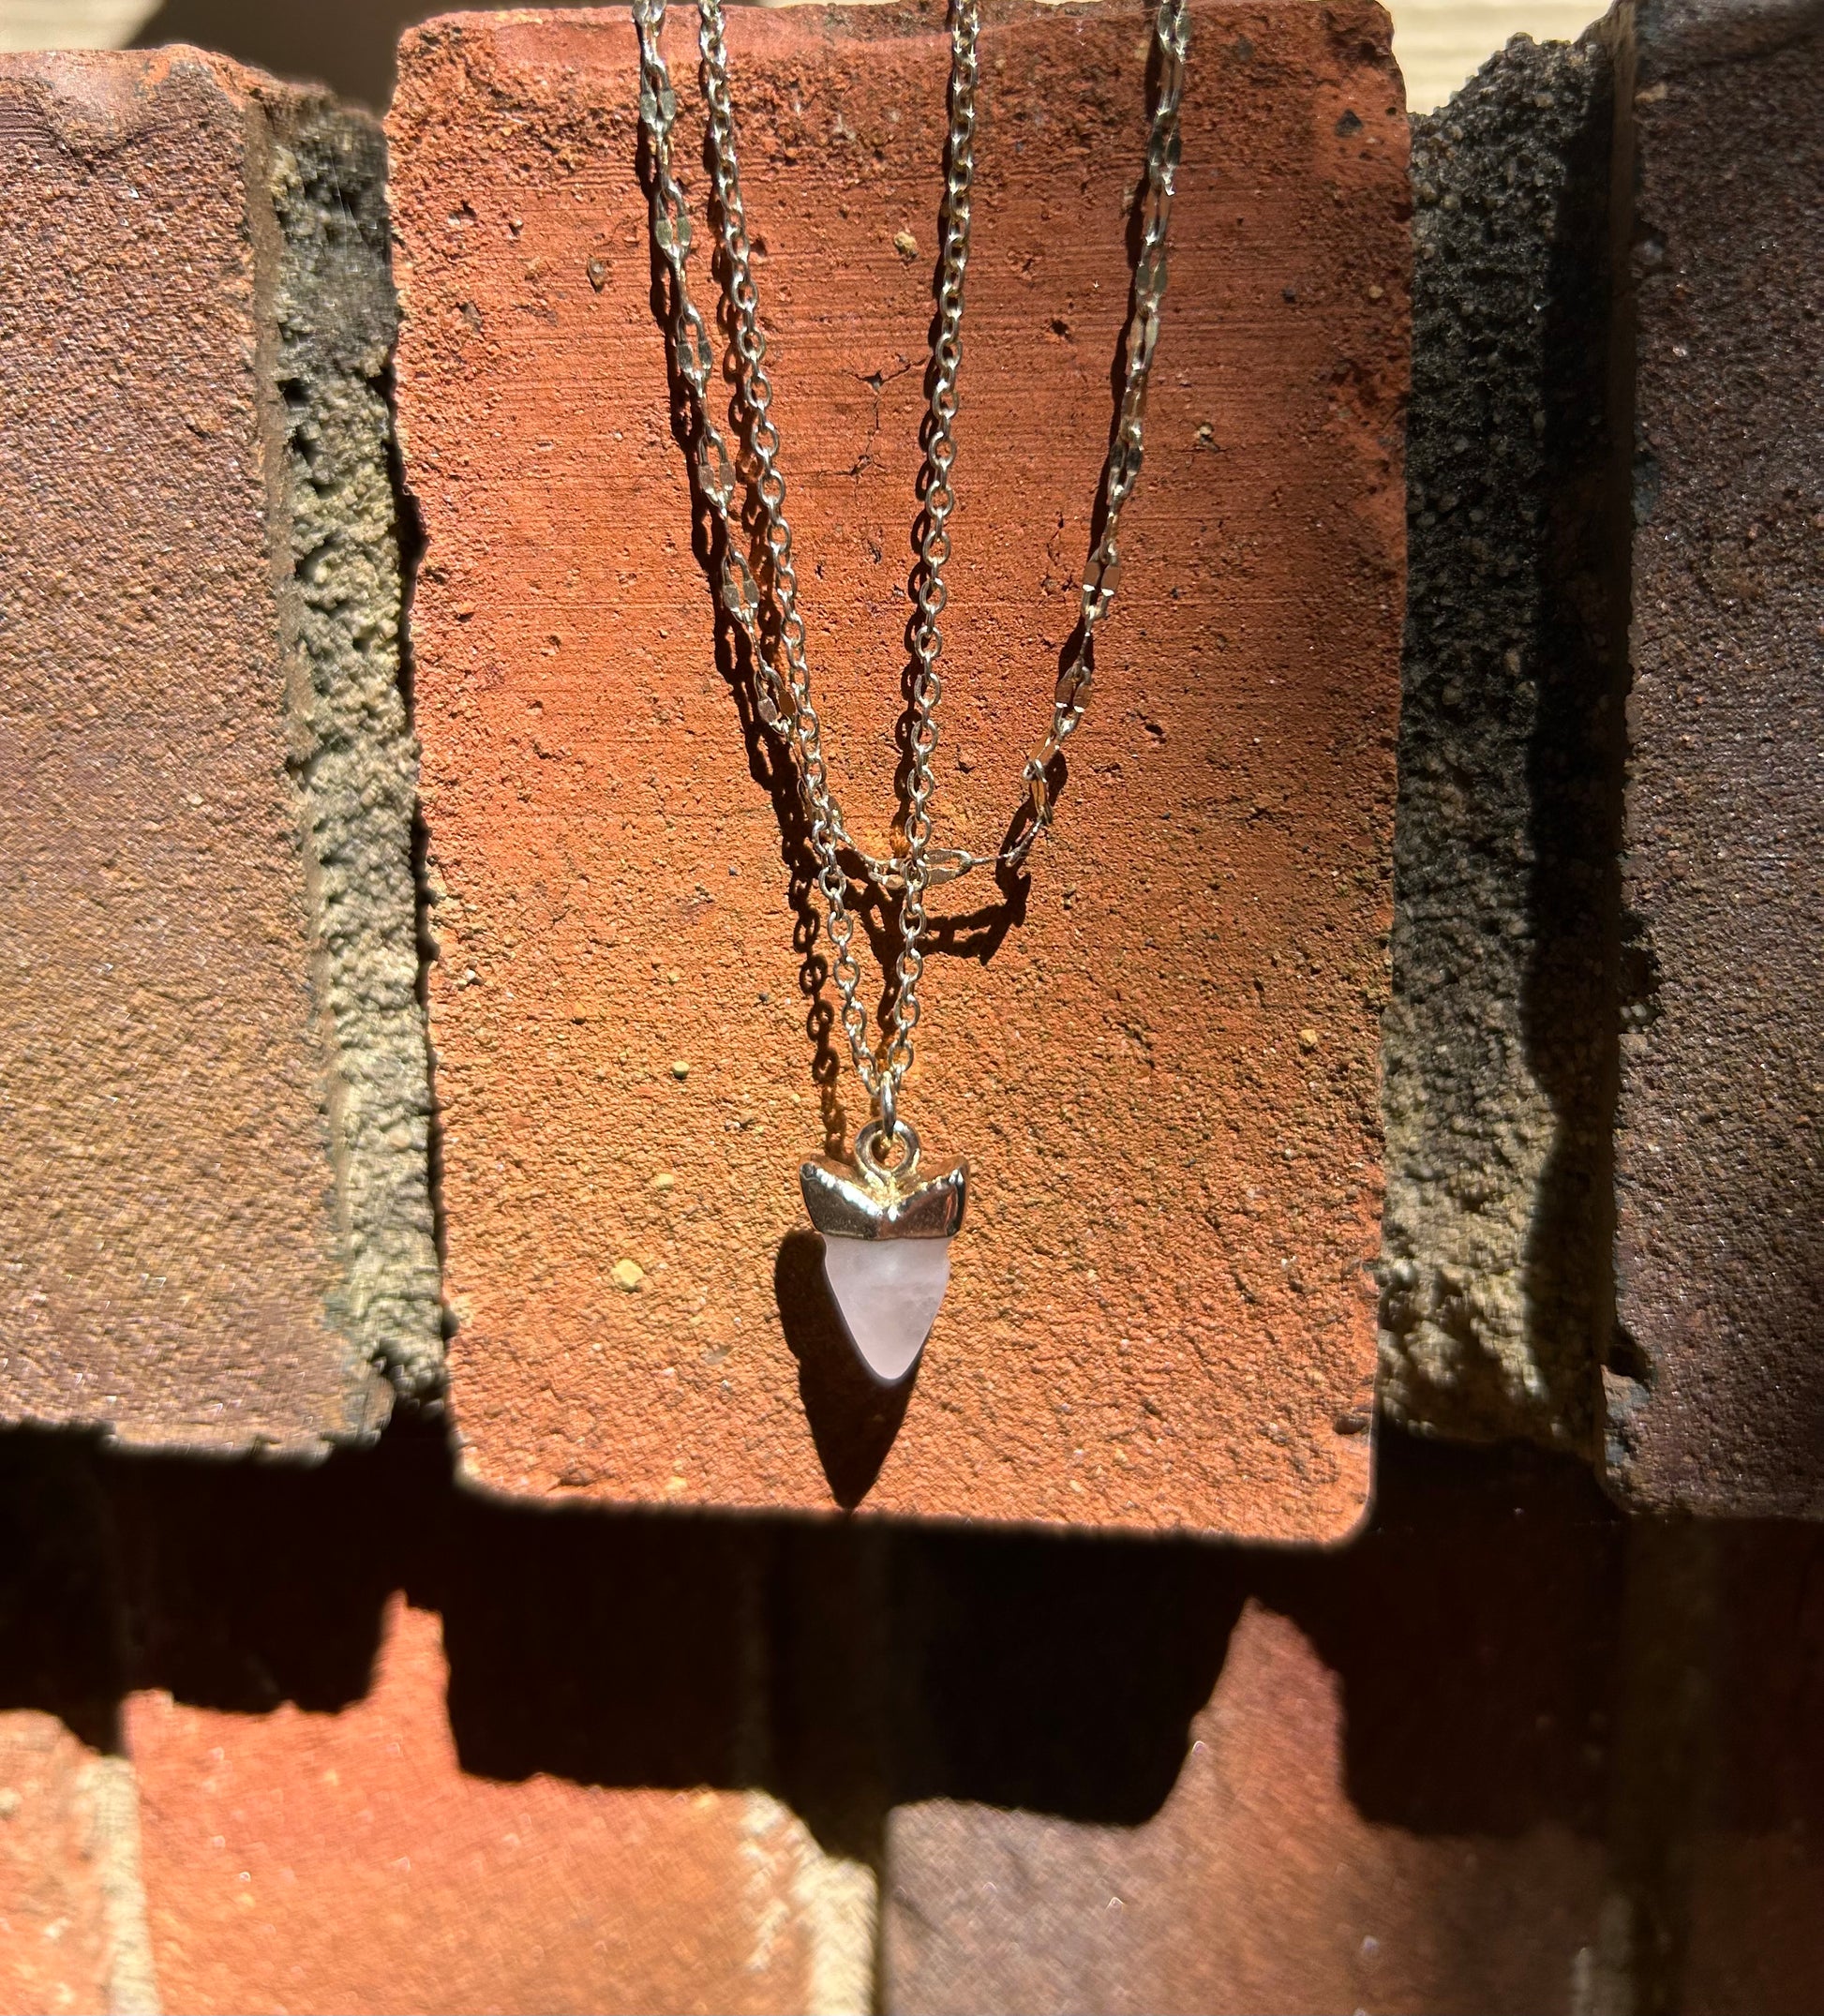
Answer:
0 1426 875 2016
10 1422 1824 2016
0 0 1822 2012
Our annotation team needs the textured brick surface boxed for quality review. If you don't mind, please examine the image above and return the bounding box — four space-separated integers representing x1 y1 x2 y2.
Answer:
1379 34 1621 1456
877 1430 1627 2014
0 1714 119 2016
886 1599 1608 2015
390 0 1407 1532
127 1594 830 2016
15 1426 1824 2016
1606 0 1824 1510
0 49 438 1448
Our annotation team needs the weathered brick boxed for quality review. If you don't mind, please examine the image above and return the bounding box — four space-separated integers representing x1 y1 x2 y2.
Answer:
882 1432 1622 2013
1379 33 1622 1455
0 1421 157 2012
127 1593 842 2015
0 1714 157 2016
886 1603 1608 2014
0 50 438 1448
389 0 1407 1533
1605 0 1824 1510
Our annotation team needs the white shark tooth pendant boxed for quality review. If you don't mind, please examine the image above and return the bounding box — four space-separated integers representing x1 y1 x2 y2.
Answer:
799 1118 967 1385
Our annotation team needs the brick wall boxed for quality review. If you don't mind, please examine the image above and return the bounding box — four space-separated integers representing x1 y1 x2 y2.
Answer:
1 1 1821 2010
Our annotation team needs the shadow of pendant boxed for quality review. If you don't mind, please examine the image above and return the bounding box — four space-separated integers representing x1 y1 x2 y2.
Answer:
776 1229 918 1509
776 1156 965 1508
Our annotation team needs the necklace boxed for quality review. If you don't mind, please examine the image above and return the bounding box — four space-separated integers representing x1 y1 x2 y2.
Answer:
634 0 1189 1382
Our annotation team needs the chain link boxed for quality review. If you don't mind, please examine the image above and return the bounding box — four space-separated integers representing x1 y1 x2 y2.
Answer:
634 0 1188 1127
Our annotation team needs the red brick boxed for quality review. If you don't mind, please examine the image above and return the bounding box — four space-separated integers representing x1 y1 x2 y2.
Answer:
0 1713 156 2016
1606 0 1824 1508
389 0 1407 1533
127 1594 837 2015
884 1600 1607 2015
0 1713 112 2015
0 50 438 1448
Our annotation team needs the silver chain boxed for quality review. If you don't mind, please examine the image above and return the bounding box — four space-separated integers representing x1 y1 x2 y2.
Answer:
634 0 1189 1142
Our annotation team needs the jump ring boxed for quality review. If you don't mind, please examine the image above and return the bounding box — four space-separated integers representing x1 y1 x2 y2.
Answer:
854 1116 919 1187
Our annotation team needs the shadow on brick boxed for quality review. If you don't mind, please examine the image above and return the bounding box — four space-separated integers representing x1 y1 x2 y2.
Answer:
0 1418 1629 1844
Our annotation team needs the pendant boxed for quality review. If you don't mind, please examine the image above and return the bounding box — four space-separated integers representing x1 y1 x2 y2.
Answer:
799 1120 967 1385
